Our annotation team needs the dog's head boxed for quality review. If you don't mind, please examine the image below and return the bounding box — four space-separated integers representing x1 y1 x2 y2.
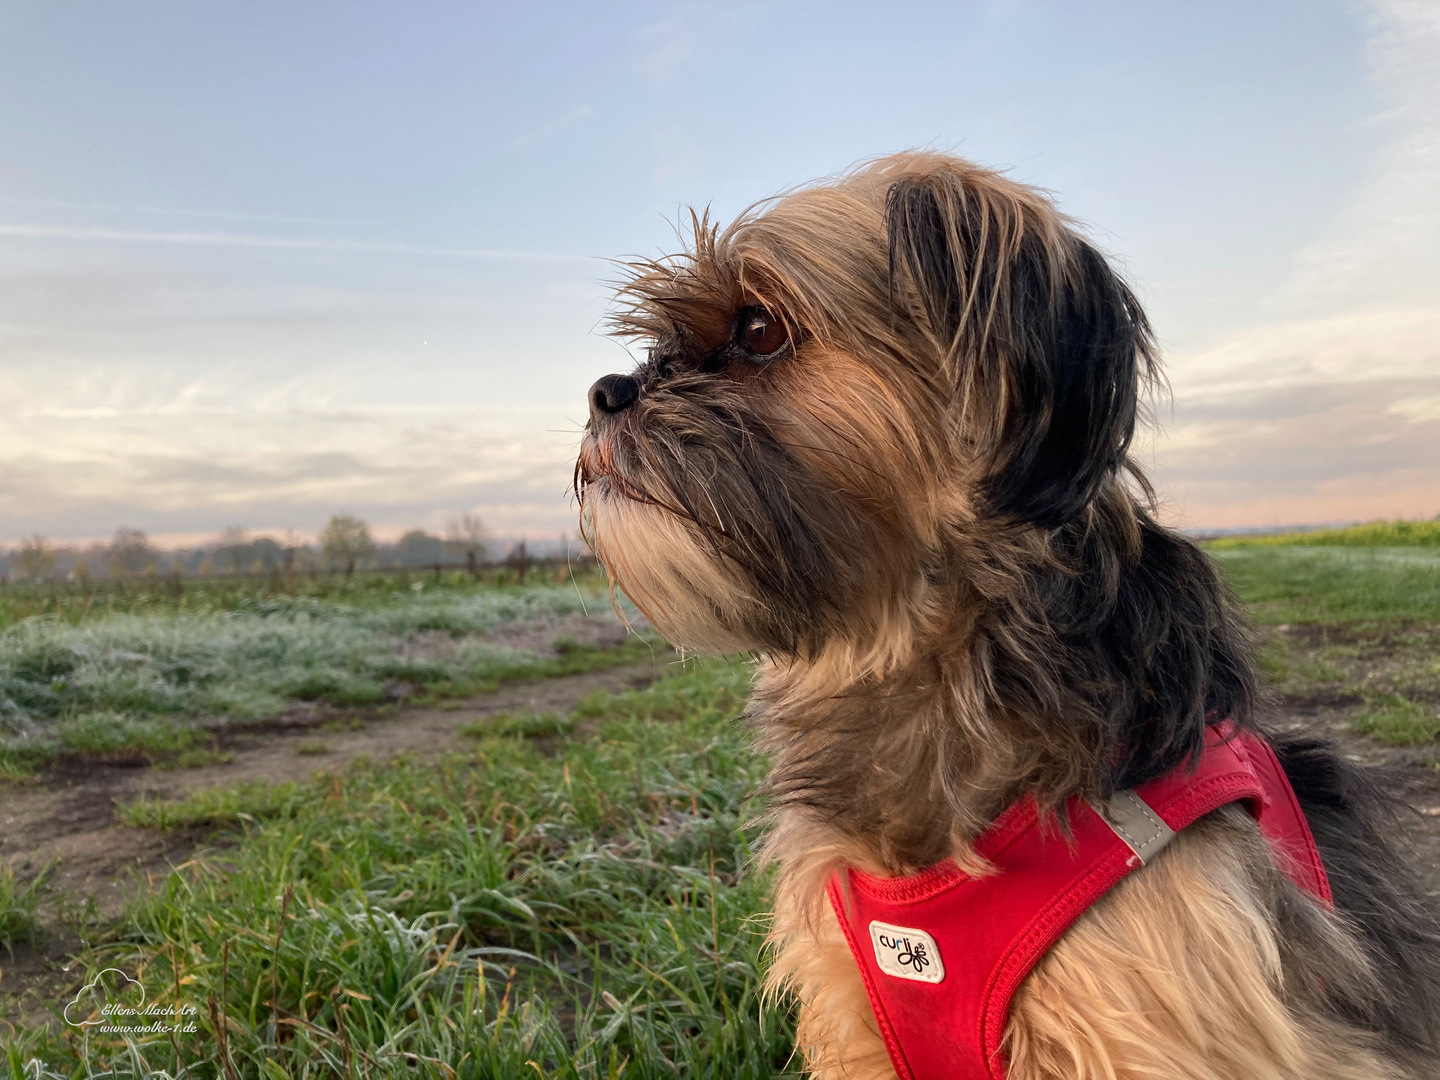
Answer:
576 152 1157 662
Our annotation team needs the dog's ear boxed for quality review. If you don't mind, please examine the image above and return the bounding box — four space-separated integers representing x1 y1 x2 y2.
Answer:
886 168 1156 527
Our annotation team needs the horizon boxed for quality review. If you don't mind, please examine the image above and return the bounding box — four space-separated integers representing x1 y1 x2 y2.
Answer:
2 1 1437 540
11 514 1436 556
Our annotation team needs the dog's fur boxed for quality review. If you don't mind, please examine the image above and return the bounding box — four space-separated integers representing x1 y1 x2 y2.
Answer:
576 152 1440 1078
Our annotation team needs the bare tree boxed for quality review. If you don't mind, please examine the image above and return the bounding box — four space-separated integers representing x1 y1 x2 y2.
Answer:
216 525 249 574
319 515 375 581
281 528 302 576
108 526 153 578
505 539 534 583
445 512 491 579
15 535 56 581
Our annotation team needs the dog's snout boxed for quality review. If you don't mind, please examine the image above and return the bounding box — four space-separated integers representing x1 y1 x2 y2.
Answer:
589 373 640 420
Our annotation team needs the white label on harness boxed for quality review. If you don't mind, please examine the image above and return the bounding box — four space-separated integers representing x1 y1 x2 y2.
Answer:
868 920 945 984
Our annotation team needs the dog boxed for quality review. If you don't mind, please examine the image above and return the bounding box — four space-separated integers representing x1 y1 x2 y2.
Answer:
575 152 1440 1079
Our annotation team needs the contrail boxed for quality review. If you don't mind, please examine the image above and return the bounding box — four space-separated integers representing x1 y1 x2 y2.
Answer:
0 223 595 265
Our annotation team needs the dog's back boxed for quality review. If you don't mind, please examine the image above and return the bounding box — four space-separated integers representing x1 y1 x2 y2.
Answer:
1277 735 1440 1064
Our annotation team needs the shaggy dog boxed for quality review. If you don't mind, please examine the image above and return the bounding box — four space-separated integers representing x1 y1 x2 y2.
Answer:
575 152 1440 1079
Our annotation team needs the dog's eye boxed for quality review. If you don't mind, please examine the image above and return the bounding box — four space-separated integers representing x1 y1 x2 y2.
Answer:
738 307 789 359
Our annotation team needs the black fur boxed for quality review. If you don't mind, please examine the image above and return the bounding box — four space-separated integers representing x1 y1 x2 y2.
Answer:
885 169 1255 796
1272 732 1440 1061
978 510 1261 798
886 174 1154 528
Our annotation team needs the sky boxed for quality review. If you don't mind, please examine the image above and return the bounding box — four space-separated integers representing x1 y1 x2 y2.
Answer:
0 0 1436 546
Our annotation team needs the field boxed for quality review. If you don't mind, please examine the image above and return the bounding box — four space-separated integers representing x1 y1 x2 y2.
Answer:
2 529 1439 1077
0 570 658 779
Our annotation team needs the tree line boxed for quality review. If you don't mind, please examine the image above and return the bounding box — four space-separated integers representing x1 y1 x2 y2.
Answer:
0 512 556 584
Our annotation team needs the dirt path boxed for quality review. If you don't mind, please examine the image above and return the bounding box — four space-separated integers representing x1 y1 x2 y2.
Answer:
1285 702 1440 900
0 657 671 1027
1 658 670 915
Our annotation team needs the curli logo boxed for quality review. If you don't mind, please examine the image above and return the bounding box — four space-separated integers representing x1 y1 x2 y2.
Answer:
868 920 945 984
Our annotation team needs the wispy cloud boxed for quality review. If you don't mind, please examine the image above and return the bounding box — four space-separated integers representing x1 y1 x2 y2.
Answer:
508 104 596 154
0 406 583 544
0 223 595 265
0 195 358 227
1152 0 1440 527
1269 0 1440 314
632 6 702 86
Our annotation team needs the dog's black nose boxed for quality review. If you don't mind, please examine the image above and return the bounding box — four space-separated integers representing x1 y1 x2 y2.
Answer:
589 373 640 420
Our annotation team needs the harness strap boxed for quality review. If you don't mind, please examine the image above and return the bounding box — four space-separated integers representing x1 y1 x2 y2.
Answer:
825 725 1331 1080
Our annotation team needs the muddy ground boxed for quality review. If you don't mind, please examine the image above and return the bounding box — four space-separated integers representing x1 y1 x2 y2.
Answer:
1277 705 1440 897
0 648 673 1030
3 623 1440 1032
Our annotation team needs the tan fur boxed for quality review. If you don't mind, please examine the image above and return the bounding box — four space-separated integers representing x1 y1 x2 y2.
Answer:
1006 809 1402 1080
577 152 1434 1078
580 486 759 652
767 808 1407 1080
769 870 895 1080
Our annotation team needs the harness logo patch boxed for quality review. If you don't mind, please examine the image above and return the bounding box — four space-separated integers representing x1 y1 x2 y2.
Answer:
868 920 945 984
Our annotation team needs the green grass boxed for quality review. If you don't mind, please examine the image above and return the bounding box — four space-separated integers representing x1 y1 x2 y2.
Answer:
11 657 791 1077
1351 693 1440 746
1206 518 1440 550
7 525 1434 1075
0 566 605 633
1208 545 1440 624
461 711 577 739
0 579 659 770
0 860 50 951
1210 535 1440 746
120 780 312 830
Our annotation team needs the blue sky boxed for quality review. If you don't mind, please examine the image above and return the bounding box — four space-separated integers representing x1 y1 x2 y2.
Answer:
2 0 1436 544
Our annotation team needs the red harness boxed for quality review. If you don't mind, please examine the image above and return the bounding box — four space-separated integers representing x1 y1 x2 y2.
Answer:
826 724 1332 1080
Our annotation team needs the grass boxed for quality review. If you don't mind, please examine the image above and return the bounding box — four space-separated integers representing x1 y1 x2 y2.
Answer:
1351 694 1440 747
0 861 50 952
1208 545 1440 625
0 566 604 633
1211 535 1440 747
0 577 660 771
10 656 793 1077
1206 518 1440 550
3 526 1435 1075
119 780 312 830
461 711 577 739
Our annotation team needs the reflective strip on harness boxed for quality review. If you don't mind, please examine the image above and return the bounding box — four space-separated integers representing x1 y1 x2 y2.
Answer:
826 725 1331 1080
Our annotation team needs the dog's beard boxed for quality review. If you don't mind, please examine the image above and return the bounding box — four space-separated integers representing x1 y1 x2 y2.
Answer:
579 483 762 652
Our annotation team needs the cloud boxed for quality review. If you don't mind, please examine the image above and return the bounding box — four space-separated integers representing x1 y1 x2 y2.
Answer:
633 6 702 86
0 405 585 544
0 194 358 227
1154 311 1440 526
508 104 596 154
64 968 144 1027
1270 0 1440 314
0 223 593 265
1151 2 1440 527
0 240 612 545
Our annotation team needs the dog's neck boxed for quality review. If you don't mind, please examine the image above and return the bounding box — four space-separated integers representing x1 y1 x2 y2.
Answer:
750 627 1035 876
747 504 1249 877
